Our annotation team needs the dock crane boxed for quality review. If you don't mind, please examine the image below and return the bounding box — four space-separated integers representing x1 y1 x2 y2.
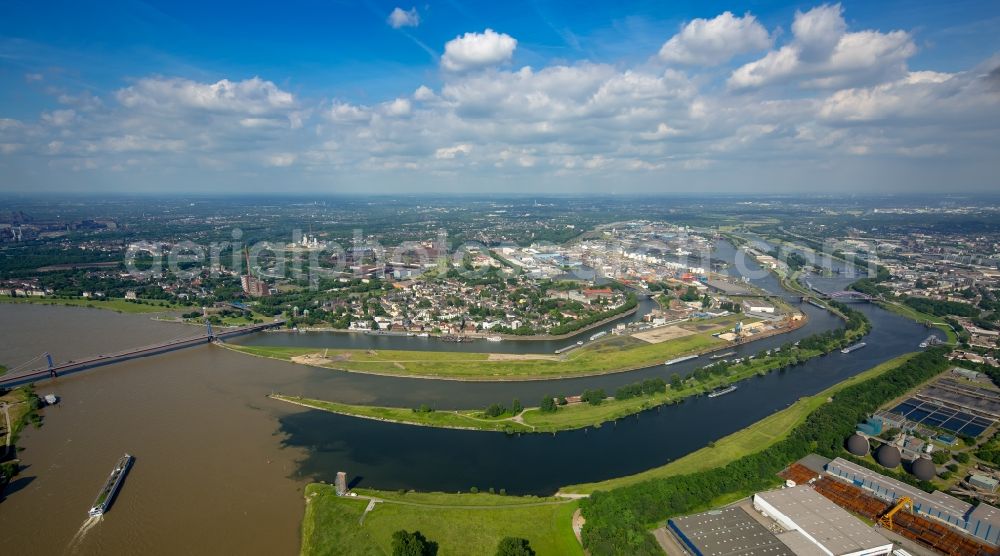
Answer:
878 496 913 530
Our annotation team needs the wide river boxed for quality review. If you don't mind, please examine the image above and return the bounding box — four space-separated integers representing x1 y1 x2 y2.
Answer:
0 241 940 554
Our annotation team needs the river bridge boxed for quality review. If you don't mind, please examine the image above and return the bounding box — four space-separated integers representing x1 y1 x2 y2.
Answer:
0 320 283 388
800 280 874 303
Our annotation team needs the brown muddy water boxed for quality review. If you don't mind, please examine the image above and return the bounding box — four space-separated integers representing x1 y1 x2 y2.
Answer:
0 305 308 555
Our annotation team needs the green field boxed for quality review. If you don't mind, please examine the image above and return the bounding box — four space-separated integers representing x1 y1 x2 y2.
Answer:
0 295 185 314
559 352 919 494
228 314 760 380
300 485 581 556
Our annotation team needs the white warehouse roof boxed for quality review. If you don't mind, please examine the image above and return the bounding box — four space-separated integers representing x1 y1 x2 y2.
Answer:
754 485 893 556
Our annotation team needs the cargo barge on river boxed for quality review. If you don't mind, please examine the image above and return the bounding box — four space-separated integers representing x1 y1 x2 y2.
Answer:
88 454 133 517
841 342 867 354
707 384 738 398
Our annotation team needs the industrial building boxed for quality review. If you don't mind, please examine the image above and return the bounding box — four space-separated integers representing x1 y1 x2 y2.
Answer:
743 300 776 314
826 457 1000 546
668 505 796 556
668 482 895 556
753 486 894 556
971 474 1000 492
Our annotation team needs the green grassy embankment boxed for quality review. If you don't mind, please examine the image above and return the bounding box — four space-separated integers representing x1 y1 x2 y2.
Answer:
228 314 758 380
300 485 581 556
273 395 533 432
0 295 184 314
559 352 919 494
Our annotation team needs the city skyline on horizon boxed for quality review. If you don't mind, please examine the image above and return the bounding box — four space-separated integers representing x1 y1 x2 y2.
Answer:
1 0 998 194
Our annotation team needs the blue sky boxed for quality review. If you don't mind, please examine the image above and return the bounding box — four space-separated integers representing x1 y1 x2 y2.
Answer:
1 0 998 193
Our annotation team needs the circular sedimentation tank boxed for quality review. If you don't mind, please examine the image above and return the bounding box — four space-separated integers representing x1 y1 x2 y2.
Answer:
846 434 870 456
911 457 936 481
876 444 902 468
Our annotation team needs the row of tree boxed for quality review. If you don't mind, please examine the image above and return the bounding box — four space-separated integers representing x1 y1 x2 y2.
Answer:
484 399 524 418
614 378 667 401
903 296 980 318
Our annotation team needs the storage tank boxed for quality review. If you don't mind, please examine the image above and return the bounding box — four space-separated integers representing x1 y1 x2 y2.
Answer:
911 457 936 481
846 434 870 456
876 445 902 469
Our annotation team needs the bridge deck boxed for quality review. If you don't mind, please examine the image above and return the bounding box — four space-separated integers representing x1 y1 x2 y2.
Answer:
0 320 283 388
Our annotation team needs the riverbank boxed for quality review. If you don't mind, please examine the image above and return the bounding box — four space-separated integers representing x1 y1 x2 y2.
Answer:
300 484 581 556
0 295 185 314
224 312 804 381
0 386 42 493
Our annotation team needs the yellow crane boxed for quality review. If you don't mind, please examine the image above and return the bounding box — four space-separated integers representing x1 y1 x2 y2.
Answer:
878 496 913 530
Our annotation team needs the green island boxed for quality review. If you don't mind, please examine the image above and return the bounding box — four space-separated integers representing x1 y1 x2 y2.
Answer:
225 313 794 380
301 487 581 556
267 303 868 435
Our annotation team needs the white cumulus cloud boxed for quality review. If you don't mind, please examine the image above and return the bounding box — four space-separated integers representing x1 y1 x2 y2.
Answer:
41 109 76 126
387 7 419 29
792 3 847 62
435 144 472 159
659 11 771 65
441 29 517 72
117 77 295 115
729 4 916 90
382 98 412 117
